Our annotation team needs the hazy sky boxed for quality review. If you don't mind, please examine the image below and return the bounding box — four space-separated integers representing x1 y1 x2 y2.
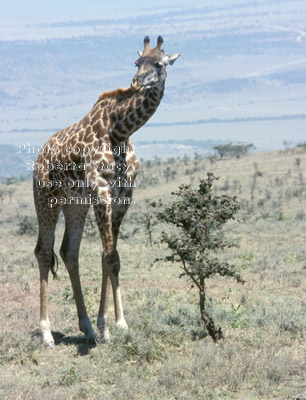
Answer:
0 0 199 40
1 0 305 150
1 0 199 23
0 0 253 25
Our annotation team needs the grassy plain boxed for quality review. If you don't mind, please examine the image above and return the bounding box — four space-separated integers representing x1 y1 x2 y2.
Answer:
0 148 306 399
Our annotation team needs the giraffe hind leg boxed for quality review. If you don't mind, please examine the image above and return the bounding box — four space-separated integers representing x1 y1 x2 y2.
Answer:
60 204 96 343
34 203 61 347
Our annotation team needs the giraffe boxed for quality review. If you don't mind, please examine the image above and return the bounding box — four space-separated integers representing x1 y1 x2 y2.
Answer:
33 36 180 346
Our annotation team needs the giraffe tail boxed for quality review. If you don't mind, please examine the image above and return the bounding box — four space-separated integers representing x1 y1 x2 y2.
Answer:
51 243 59 279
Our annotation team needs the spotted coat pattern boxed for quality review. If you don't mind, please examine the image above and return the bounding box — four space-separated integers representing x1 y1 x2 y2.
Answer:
33 36 179 345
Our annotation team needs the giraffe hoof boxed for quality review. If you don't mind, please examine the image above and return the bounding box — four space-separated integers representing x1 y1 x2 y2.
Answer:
97 319 111 343
99 329 111 343
100 335 111 344
98 326 111 343
115 319 128 330
39 321 55 346
42 340 55 349
85 331 98 345
79 317 96 342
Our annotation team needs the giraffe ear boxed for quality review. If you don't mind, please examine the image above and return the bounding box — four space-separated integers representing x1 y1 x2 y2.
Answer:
138 50 143 57
168 53 180 65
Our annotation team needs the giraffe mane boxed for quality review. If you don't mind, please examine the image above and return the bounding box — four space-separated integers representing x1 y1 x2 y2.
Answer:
97 87 136 102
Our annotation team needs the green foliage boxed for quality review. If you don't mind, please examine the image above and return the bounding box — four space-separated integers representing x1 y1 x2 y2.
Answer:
84 212 98 238
110 290 207 363
155 173 242 282
236 252 256 270
296 141 306 150
0 188 7 205
163 166 177 183
214 143 254 159
153 173 243 341
62 285 75 304
138 199 157 246
59 366 79 386
16 216 37 236
5 177 19 185
230 303 249 329
296 210 305 220
110 330 164 363
250 298 306 338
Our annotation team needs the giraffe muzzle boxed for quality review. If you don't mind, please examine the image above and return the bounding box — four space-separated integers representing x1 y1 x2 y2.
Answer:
131 76 142 90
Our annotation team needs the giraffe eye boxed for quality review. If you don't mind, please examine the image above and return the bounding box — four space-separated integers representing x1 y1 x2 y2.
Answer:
155 62 163 69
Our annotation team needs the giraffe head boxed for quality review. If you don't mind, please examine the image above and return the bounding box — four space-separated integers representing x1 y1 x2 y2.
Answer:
131 36 180 90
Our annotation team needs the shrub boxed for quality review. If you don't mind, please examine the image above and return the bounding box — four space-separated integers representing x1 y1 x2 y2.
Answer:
214 143 254 159
153 173 243 342
16 216 37 236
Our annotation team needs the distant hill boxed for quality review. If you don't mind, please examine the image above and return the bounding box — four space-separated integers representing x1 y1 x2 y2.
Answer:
133 139 224 160
0 144 36 181
1 1 306 148
0 139 228 181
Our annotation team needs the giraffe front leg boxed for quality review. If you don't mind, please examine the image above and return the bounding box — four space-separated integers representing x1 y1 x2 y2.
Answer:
61 256 96 342
60 204 96 343
97 251 128 341
39 270 55 347
107 250 128 330
66 265 96 343
97 255 111 341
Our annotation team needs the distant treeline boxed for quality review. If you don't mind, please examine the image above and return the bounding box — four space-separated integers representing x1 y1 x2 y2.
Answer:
134 139 222 149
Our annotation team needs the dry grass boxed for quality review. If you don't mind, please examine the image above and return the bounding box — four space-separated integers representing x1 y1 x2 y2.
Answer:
0 148 306 399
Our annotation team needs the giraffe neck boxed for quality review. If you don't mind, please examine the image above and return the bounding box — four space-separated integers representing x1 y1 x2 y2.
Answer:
91 83 165 143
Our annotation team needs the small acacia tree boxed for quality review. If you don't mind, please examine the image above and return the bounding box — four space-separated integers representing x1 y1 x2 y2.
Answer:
153 173 244 342
138 199 158 246
214 143 254 159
